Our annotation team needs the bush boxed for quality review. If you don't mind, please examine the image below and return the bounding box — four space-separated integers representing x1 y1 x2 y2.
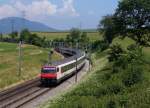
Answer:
92 87 108 98
108 44 124 62
127 44 144 62
122 65 143 87
106 83 123 95
119 99 128 107
103 72 111 80
106 100 116 108
113 55 129 70
112 66 120 74
92 40 109 52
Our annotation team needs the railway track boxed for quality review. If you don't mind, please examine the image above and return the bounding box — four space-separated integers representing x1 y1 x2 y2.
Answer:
0 78 40 101
0 78 43 108
0 87 52 108
0 48 85 108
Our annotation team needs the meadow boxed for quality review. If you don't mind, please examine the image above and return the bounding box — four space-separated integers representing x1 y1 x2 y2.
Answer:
0 42 62 90
32 32 101 42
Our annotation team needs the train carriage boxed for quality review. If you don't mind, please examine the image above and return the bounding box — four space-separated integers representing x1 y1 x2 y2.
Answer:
40 48 86 85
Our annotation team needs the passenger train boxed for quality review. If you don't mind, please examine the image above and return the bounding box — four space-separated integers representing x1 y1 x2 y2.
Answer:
40 48 86 85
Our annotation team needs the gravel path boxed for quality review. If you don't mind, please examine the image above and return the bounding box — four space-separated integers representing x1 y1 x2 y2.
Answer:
21 60 90 108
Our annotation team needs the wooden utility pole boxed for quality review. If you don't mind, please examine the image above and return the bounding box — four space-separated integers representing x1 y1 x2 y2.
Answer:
88 44 92 72
76 41 79 49
18 41 22 76
88 53 91 72
18 11 25 77
48 50 53 65
75 41 79 83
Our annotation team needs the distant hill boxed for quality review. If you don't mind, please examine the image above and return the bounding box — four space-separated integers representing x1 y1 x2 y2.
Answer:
0 17 57 34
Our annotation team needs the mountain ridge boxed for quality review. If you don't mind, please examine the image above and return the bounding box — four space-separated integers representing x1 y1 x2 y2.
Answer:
0 17 57 33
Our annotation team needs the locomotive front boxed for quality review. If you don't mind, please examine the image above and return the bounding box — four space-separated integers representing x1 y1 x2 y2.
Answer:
40 66 58 84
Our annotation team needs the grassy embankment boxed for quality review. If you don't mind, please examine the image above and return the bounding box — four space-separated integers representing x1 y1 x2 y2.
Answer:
33 32 101 42
43 37 150 108
0 42 62 90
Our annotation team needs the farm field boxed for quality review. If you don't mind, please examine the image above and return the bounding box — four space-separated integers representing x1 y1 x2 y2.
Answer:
0 42 62 90
32 32 101 42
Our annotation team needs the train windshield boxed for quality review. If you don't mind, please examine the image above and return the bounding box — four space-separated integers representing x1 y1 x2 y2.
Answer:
41 67 56 73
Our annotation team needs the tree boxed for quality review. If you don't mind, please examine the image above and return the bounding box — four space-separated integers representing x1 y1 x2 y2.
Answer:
66 28 89 48
9 31 18 40
108 44 124 62
98 15 117 44
19 29 47 47
0 33 3 40
20 29 30 41
114 0 150 46
27 33 35 44
80 32 89 49
92 40 109 52
67 28 81 46
66 34 72 46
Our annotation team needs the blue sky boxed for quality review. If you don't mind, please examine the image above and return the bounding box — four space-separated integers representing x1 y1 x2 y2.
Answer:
0 0 119 30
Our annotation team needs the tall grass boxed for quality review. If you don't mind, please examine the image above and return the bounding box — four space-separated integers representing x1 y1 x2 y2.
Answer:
0 42 62 90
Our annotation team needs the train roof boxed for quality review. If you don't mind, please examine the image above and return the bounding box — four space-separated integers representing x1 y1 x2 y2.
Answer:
51 48 85 66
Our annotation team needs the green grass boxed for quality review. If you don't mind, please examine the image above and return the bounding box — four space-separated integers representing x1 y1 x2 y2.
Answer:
0 42 18 52
32 32 101 42
0 42 62 90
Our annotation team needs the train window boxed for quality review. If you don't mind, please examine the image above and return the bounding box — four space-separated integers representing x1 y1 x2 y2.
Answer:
41 67 56 73
61 62 75 72
61 57 85 73
57 68 59 72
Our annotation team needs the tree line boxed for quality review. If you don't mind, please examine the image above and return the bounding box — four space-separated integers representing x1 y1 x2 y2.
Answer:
0 30 48 47
0 28 92 50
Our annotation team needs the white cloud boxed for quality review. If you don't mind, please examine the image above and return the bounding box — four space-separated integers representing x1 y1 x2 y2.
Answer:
58 0 79 16
0 0 79 20
0 4 18 19
14 0 57 19
0 0 57 20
